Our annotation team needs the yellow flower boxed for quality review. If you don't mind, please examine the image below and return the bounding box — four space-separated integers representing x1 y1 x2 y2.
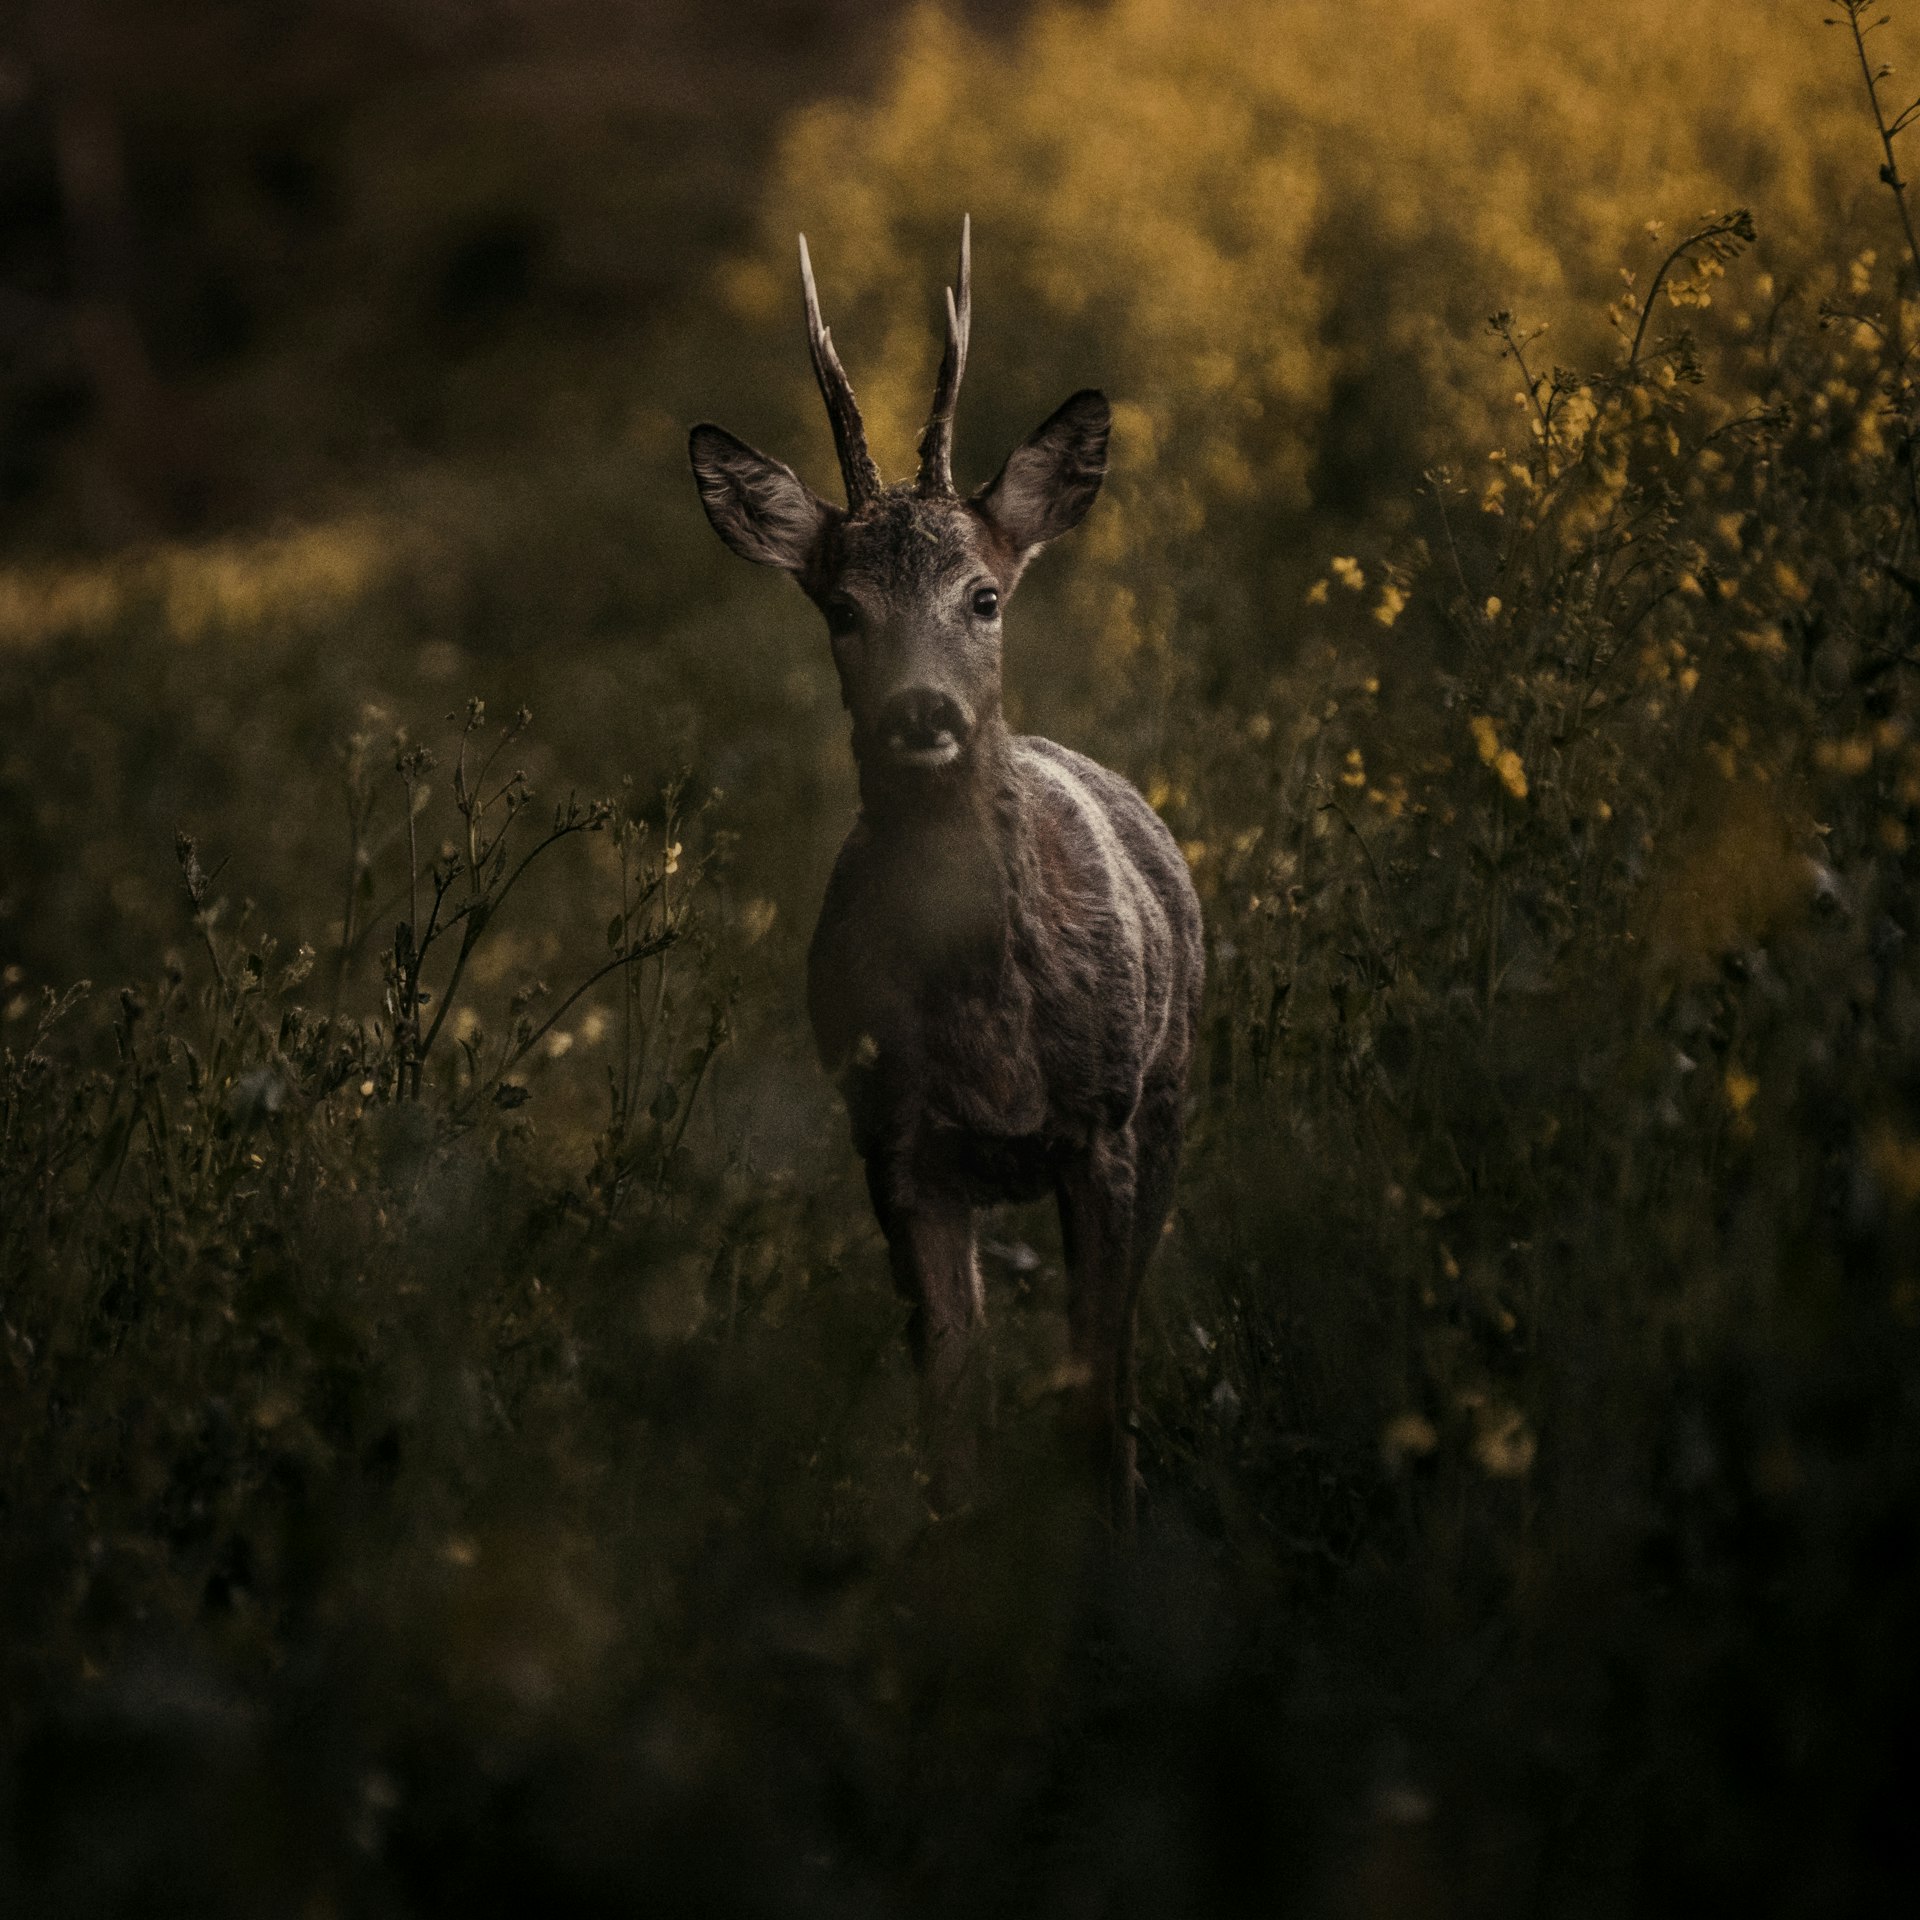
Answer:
1870 1123 1920 1205
1373 584 1407 627
1813 737 1874 776
1473 1405 1537 1478
1330 555 1366 592
1468 716 1528 799
1725 1069 1759 1117
1381 1413 1439 1471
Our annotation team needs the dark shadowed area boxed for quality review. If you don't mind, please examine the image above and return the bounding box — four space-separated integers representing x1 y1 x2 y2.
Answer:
3 2 1919 1915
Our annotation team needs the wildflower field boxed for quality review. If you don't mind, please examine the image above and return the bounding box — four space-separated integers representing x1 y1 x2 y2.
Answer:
3 1 1919 1911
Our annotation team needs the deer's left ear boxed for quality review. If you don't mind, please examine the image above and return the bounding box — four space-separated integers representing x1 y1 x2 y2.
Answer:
974 389 1110 562
689 424 838 573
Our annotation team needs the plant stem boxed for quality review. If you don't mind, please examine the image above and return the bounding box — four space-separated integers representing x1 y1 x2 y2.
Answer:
1497 317 1552 437
1847 2 1920 296
1626 212 1752 366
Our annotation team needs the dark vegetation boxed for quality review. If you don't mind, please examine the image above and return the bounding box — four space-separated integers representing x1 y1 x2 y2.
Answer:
3 2 1919 1913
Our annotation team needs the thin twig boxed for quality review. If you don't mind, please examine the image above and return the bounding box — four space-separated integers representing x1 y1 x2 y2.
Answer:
1843 1 1920 294
457 931 679 1124
1627 211 1754 366
1493 315 1552 437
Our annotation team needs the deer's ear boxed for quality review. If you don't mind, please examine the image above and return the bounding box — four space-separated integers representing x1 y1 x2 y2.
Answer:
689 424 837 572
974 389 1110 559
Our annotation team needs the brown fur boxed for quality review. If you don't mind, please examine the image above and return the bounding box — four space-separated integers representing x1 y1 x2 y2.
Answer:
689 230 1202 1528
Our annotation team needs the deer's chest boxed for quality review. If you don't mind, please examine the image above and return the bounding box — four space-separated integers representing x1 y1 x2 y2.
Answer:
814 916 1052 1145
808 837 1065 1153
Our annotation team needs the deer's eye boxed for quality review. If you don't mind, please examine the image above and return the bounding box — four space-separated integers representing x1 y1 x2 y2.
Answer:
823 596 859 638
970 585 1000 620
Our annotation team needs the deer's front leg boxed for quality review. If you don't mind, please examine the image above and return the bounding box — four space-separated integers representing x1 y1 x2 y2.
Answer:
865 1161 987 1514
1055 1130 1142 1532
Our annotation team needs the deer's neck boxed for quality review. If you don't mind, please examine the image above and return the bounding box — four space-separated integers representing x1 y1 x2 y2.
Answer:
855 714 1028 986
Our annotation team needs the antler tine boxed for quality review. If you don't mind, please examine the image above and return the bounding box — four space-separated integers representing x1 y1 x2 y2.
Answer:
798 233 883 509
915 215 972 496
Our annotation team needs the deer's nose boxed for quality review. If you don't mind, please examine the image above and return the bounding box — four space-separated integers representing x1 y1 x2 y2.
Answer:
878 687 971 767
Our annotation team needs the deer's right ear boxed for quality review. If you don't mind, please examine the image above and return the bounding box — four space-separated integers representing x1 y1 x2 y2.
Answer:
689 424 837 573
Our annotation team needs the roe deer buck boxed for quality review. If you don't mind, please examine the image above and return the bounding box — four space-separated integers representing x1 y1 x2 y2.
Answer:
688 221 1202 1529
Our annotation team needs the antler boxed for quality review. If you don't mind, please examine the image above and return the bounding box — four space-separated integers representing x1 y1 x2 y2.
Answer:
915 215 972 496
798 233 883 510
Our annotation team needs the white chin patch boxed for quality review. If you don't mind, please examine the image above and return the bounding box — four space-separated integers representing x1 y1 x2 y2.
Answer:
888 733 962 769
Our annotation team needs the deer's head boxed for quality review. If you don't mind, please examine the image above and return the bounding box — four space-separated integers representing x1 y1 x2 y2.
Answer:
689 221 1109 781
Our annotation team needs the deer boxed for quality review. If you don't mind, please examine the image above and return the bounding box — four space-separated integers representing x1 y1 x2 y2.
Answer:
688 220 1203 1530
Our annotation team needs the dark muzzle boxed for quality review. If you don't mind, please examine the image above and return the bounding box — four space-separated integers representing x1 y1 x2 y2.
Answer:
877 687 972 769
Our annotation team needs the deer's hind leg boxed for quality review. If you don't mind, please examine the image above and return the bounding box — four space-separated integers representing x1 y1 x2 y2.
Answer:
1055 1129 1142 1532
1127 1074 1186 1290
865 1159 988 1515
1112 1081 1186 1506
